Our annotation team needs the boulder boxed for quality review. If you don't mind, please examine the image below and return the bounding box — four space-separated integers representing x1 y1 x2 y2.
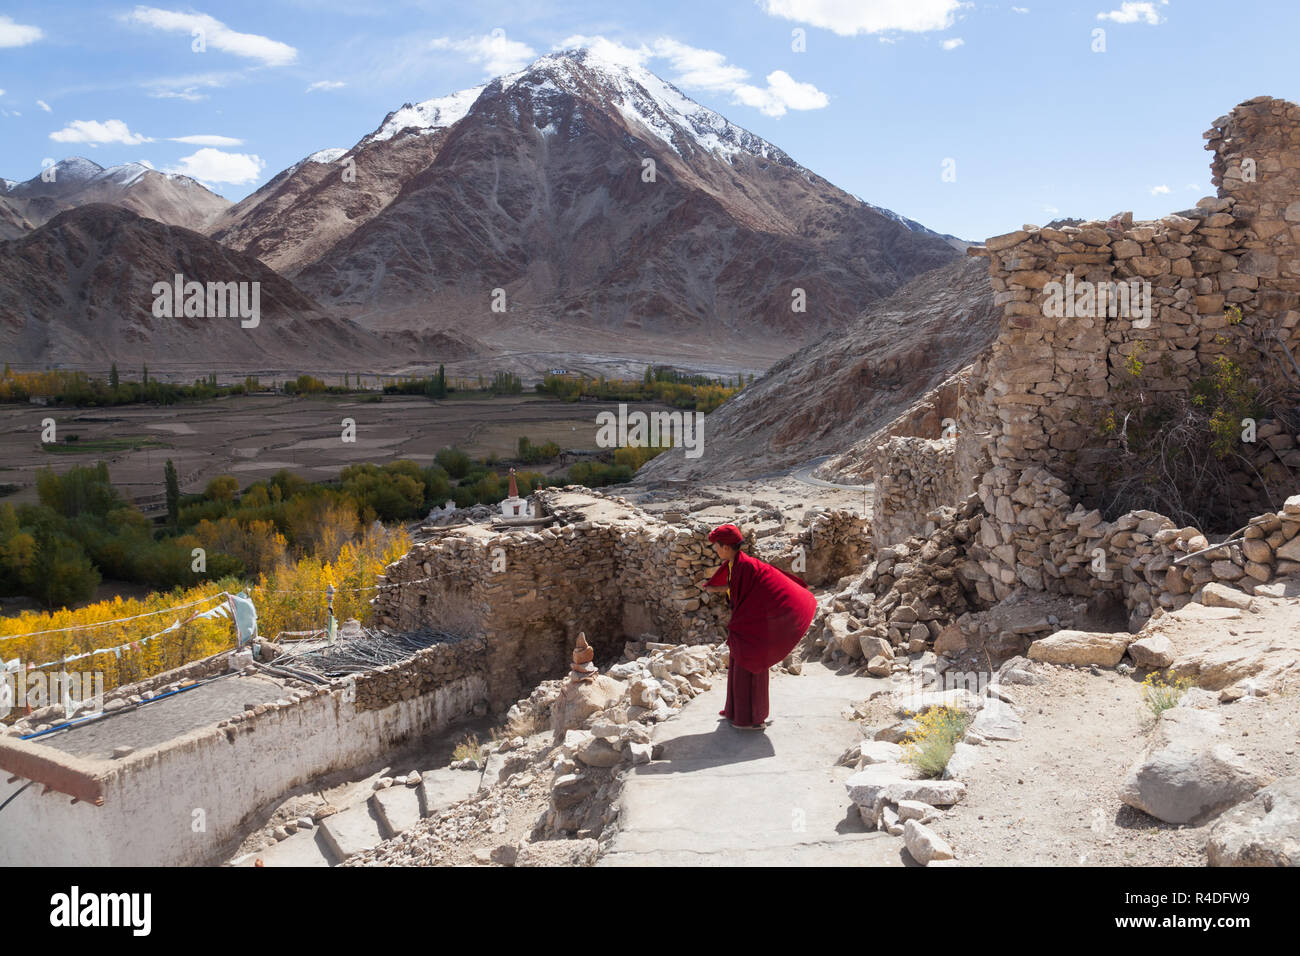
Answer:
1027 630 1130 667
551 675 624 744
824 612 864 659
1199 583 1253 610
896 799 939 823
903 819 955 864
1128 633 1175 669
514 838 600 867
1119 709 1268 824
627 677 662 710
839 739 905 767
942 742 981 781
1206 775 1300 866
576 736 623 768
934 622 967 656
846 764 967 807
490 844 519 866
969 700 1022 741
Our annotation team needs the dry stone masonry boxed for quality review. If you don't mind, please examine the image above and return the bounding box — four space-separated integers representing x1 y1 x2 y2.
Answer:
371 487 869 709
867 97 1300 636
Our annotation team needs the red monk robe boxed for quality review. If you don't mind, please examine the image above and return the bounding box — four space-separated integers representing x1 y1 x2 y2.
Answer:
705 549 817 727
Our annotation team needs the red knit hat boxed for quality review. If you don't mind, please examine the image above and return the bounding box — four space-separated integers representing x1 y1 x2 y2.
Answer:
708 524 744 547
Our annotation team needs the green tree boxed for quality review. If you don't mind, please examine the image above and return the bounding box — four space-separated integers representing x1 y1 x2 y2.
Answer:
142 364 148 386
27 525 100 609
109 363 119 389
435 447 471 479
164 459 180 528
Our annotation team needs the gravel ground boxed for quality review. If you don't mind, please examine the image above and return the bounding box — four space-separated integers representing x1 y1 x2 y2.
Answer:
853 666 1300 866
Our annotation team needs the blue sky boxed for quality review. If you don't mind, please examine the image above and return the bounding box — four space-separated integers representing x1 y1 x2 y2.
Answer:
1 0 1297 241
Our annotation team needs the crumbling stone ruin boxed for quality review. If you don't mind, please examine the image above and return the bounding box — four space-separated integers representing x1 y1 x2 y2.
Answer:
861 96 1300 639
370 488 869 709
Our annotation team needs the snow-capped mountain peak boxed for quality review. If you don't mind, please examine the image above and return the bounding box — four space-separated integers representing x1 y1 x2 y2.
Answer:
305 147 347 164
364 85 486 144
496 48 796 166
90 162 152 189
48 157 105 182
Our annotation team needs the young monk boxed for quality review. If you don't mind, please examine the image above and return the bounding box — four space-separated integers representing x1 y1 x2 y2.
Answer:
698 523 818 731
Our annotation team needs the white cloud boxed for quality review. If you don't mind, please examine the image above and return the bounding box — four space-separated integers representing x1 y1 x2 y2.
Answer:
128 6 297 65
151 87 206 101
942 37 964 50
431 32 537 76
558 34 652 68
170 134 244 146
1097 2 1166 25
758 0 968 36
145 71 236 102
734 70 829 116
1012 6 1030 12
1044 205 1059 214
50 119 153 146
0 15 43 48
652 38 749 90
306 80 346 93
0 89 5 97
555 36 828 118
1150 184 1170 195
36 99 51 112
168 147 264 185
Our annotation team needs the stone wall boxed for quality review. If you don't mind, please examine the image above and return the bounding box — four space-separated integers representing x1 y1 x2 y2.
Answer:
353 634 486 711
936 96 1300 624
370 488 872 709
871 436 962 549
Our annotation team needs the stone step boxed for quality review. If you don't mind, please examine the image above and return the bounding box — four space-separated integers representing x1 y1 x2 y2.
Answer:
372 785 423 838
318 804 387 862
418 767 483 818
231 827 335 867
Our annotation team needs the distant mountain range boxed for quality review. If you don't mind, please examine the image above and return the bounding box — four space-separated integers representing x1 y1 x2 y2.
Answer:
0 158 229 239
0 48 964 373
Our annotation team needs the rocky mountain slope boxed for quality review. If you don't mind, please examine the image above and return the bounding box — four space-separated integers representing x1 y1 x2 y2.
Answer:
225 49 958 355
2 158 230 235
636 256 999 481
0 204 403 367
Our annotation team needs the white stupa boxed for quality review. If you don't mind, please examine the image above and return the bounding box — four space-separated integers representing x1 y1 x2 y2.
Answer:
500 468 534 518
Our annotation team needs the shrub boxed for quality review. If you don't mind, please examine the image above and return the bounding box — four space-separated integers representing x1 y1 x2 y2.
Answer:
1141 670 1194 718
902 706 975 778
452 733 482 763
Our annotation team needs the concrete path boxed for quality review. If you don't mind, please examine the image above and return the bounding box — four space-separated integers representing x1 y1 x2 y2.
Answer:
599 660 908 866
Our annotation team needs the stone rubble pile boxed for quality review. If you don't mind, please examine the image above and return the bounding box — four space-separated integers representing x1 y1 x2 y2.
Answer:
811 495 992 671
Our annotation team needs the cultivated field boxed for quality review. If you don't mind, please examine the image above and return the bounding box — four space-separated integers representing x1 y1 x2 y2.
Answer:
0 392 678 508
